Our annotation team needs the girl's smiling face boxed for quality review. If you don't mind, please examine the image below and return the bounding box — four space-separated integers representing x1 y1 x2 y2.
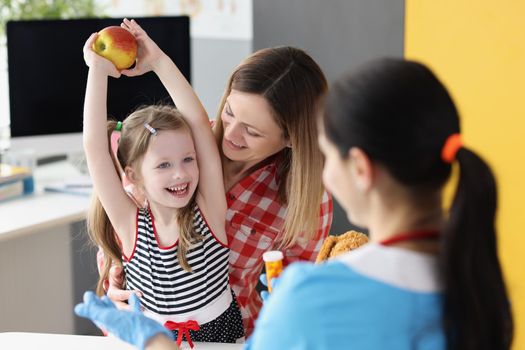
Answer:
135 129 199 209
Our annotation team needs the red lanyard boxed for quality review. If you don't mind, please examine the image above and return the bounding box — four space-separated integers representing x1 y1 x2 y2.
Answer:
379 230 440 246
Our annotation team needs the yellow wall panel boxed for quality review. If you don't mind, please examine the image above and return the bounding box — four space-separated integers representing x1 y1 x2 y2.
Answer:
405 1 525 348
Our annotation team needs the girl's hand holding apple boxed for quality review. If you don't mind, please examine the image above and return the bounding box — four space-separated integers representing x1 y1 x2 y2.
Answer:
92 26 137 70
83 33 121 78
120 18 166 77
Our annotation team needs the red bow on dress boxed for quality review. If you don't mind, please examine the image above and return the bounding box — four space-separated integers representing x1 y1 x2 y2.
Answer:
164 320 201 348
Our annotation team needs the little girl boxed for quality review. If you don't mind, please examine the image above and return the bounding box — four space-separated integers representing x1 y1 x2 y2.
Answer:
82 19 244 346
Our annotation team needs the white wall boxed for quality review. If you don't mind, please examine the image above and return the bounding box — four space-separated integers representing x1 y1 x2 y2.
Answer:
0 0 253 158
0 42 9 138
253 0 405 235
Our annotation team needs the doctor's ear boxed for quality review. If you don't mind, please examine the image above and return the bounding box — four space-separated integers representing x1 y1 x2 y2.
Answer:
348 147 374 191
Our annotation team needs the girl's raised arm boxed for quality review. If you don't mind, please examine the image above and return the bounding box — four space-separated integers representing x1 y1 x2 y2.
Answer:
121 19 227 242
82 33 138 256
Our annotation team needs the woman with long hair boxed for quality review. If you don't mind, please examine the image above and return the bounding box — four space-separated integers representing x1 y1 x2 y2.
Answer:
99 20 333 336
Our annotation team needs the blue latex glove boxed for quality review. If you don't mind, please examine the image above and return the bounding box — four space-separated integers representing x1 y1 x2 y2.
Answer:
75 291 173 350
259 273 281 302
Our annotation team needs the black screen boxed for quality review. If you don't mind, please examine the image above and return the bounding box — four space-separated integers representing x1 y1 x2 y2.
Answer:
7 16 190 137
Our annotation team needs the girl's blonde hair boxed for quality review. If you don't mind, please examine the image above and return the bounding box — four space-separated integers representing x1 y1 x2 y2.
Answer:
88 105 201 295
214 47 328 247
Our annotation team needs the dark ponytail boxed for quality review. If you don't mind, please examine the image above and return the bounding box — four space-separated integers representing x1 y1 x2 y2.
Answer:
323 58 513 349
442 147 513 349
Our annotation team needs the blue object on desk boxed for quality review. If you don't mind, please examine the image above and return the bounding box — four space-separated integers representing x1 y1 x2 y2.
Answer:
0 176 34 202
23 176 34 194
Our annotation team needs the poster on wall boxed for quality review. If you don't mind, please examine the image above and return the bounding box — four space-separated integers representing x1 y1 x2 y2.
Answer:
96 0 253 40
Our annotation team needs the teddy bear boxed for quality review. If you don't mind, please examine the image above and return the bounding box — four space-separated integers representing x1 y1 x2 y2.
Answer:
315 230 369 263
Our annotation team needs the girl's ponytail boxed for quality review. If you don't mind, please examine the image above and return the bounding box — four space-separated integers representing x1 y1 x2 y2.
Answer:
442 147 513 349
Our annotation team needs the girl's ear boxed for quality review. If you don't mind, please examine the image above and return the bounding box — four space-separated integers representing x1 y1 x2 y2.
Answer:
124 165 140 184
348 147 374 191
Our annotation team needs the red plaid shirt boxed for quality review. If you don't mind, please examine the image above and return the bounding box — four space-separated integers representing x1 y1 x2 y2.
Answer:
226 159 333 336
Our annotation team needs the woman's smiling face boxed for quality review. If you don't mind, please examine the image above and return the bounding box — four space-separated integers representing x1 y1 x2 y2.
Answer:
220 89 290 164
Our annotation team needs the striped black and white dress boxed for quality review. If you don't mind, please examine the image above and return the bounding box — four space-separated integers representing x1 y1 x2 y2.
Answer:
123 206 245 343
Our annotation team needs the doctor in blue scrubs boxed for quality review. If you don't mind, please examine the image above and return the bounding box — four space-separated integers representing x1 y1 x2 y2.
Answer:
76 58 513 350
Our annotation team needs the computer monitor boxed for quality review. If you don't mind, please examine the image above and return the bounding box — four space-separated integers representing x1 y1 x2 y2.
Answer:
6 16 190 160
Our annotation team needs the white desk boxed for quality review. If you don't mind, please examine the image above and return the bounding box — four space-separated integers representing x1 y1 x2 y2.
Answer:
0 161 90 242
0 332 244 350
0 161 93 334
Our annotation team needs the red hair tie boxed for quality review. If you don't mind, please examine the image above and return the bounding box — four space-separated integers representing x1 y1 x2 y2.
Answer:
441 133 462 163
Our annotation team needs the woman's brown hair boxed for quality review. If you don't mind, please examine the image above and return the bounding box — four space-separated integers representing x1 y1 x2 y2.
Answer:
88 105 201 295
214 46 328 247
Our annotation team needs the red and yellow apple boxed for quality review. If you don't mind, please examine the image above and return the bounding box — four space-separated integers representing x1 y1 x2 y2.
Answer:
92 26 137 70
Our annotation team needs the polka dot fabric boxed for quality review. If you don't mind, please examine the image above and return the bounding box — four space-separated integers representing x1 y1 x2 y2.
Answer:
170 289 245 343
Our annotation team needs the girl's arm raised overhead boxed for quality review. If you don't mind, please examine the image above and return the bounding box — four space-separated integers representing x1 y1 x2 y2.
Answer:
82 33 139 257
121 19 227 242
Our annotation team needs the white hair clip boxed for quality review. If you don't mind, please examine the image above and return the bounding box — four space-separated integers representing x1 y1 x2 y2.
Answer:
143 122 157 136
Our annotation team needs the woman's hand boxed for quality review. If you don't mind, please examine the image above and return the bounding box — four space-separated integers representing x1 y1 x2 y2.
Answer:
82 33 121 78
120 18 165 77
259 273 282 302
106 265 143 310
